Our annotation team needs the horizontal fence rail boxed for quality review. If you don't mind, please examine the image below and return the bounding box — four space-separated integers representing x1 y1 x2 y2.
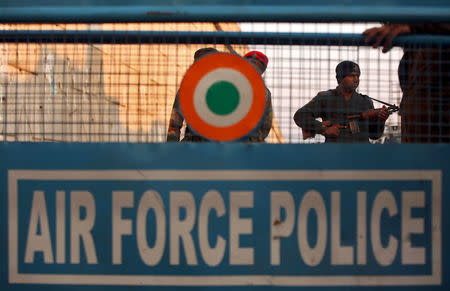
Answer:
0 23 448 143
1 3 450 23
1 31 450 47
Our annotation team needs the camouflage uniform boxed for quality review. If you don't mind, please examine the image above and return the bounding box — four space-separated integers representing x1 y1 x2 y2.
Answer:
166 92 208 142
247 87 273 142
166 88 273 142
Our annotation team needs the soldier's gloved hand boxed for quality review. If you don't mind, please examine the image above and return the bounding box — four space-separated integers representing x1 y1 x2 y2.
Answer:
322 123 344 137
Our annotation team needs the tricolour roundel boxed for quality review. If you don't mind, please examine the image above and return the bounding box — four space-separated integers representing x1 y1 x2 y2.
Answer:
179 52 266 141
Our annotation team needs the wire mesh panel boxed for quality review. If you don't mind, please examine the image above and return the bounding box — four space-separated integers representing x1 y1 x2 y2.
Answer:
0 23 251 142
0 23 448 143
242 22 404 143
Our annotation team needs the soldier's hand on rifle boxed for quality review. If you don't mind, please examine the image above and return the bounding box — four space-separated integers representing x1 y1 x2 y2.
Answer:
377 106 390 121
322 123 345 137
361 106 389 121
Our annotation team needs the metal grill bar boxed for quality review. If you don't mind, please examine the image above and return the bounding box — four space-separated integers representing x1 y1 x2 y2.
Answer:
0 4 449 23
0 30 449 47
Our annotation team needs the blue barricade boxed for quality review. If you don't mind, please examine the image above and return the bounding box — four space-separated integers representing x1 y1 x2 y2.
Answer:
0 143 448 290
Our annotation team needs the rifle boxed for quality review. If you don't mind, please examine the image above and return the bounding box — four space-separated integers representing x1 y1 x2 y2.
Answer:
302 115 359 140
367 96 399 114
301 99 399 140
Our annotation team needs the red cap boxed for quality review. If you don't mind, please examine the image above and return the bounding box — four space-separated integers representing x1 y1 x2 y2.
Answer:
244 51 269 66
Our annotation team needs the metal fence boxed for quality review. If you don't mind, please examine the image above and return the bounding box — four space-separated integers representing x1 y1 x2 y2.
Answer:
0 22 449 143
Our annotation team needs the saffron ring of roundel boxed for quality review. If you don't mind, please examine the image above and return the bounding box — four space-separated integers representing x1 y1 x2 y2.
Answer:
179 52 266 141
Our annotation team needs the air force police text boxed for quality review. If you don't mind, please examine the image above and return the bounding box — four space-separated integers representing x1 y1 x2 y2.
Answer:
10 170 440 286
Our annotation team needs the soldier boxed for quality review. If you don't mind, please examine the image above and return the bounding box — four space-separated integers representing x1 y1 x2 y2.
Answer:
243 51 273 142
166 47 219 142
364 24 450 143
293 61 389 143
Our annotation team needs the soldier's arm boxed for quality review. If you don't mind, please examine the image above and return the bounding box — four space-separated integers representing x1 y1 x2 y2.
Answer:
293 94 326 135
409 24 450 34
166 94 183 142
258 89 274 141
365 100 387 140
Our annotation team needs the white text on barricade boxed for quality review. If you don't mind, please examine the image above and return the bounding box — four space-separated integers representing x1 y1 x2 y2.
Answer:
24 189 426 267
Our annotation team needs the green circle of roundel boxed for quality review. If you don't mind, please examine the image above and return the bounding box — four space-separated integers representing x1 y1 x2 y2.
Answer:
206 81 240 116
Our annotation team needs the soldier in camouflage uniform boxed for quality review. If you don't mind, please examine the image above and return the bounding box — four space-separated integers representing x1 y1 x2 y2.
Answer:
243 51 273 142
166 48 219 142
167 49 273 142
